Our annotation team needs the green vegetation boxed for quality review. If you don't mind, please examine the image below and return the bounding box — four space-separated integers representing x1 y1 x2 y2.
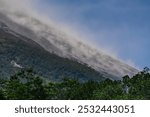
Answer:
0 68 150 100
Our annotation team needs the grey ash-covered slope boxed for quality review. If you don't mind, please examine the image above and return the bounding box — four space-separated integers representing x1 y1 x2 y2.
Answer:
0 21 105 82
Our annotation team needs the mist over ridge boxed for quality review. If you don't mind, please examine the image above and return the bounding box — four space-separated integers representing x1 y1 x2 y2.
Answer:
0 0 138 79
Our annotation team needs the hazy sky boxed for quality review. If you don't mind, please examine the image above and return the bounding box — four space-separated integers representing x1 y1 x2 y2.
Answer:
33 0 150 69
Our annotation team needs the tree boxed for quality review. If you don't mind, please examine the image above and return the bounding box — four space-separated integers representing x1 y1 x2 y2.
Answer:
0 68 150 100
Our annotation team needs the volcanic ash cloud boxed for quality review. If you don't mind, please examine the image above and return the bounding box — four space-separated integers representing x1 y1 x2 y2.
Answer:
0 0 138 79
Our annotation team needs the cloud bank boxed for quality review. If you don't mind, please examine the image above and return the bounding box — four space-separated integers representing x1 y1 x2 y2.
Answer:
0 0 138 79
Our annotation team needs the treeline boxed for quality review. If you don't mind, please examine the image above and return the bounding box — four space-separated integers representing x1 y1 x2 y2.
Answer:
0 68 150 100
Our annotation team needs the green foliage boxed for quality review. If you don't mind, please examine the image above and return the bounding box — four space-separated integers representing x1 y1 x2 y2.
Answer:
0 69 48 100
0 68 150 100
93 80 123 100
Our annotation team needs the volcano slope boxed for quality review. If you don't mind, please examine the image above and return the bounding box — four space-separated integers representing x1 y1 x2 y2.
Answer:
0 21 107 82
0 10 138 81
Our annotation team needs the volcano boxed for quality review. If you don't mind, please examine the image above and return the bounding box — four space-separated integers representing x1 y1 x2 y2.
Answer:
0 6 138 81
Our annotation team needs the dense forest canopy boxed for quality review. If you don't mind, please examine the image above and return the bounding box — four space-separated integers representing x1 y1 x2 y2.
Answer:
0 67 150 100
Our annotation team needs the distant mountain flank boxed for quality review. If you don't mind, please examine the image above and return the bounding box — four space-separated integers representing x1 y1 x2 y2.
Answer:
0 11 138 81
0 21 106 82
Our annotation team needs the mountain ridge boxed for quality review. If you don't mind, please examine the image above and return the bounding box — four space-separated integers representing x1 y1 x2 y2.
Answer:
0 21 108 82
0 12 138 81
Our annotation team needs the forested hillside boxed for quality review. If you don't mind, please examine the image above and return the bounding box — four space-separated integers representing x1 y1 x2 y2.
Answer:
0 68 149 100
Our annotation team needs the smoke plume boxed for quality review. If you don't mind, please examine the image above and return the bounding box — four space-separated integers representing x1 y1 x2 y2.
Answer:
0 0 138 79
